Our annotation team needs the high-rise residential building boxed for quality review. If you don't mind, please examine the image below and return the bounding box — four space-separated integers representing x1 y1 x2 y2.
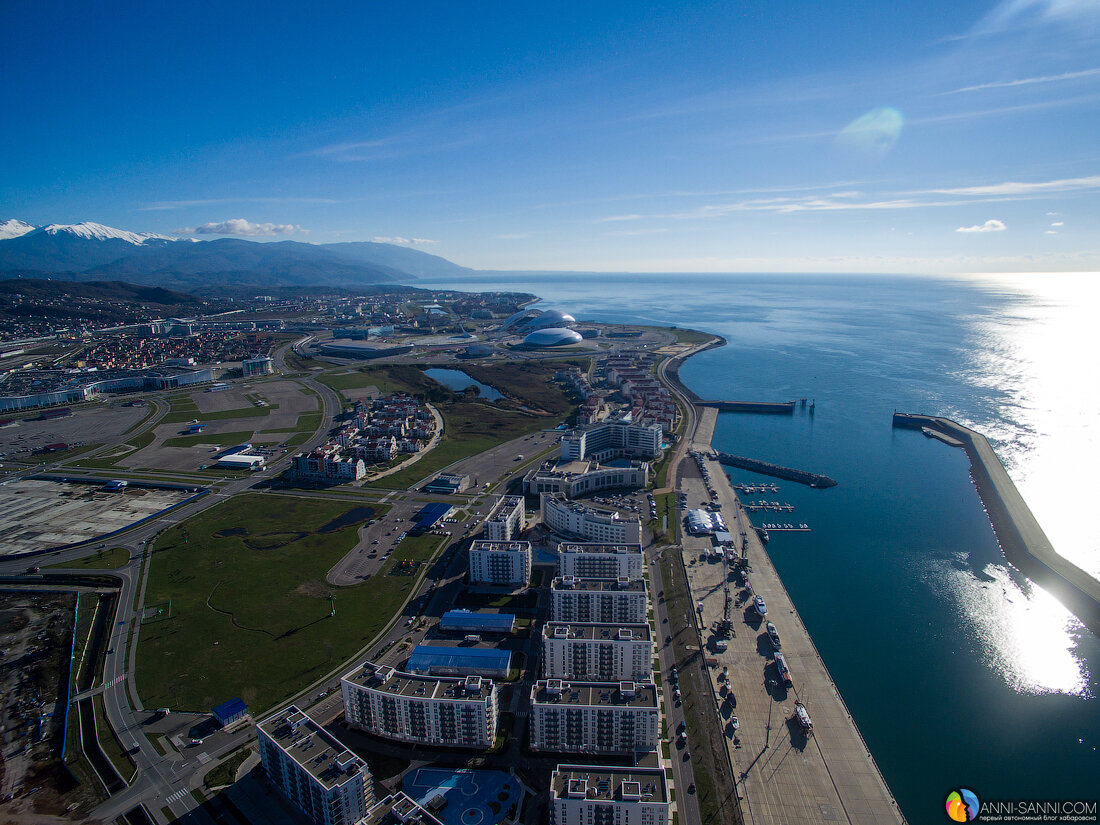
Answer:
550 576 648 625
559 419 663 462
341 663 498 750
550 764 670 825
541 495 643 544
483 495 525 541
557 542 644 580
542 623 653 682
468 540 532 586
257 706 374 825
529 679 659 754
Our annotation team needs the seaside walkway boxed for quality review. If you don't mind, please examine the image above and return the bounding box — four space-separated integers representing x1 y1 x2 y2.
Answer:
678 431 905 825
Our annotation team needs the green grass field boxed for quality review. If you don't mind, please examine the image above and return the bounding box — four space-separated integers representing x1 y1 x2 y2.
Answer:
161 405 276 425
162 430 258 448
135 494 419 713
461 361 579 416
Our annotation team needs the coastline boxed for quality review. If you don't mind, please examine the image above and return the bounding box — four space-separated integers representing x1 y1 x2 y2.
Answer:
663 332 905 825
893 413 1100 635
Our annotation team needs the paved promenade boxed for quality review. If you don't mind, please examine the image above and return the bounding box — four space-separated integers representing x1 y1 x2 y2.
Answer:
679 441 905 825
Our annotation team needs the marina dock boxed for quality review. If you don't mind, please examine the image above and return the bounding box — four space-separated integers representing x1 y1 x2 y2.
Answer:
700 400 796 414
894 412 1100 633
682 425 904 825
716 452 838 488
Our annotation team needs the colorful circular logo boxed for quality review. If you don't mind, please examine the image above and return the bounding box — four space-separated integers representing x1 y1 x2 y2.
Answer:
946 789 980 822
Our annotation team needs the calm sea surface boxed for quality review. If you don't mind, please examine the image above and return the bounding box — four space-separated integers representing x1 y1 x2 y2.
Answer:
421 271 1099 821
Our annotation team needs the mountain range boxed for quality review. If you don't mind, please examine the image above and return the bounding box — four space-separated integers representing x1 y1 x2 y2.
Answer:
0 221 474 292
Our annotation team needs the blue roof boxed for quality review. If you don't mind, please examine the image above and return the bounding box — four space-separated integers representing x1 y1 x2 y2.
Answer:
212 697 247 722
407 645 512 674
440 610 516 630
415 502 452 528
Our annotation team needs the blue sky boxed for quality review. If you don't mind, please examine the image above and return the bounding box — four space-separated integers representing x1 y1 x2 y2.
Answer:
3 0 1099 272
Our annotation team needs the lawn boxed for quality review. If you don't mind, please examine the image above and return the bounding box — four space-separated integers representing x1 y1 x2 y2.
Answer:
162 430 258 448
461 361 579 416
161 405 276 425
135 494 421 713
263 411 323 434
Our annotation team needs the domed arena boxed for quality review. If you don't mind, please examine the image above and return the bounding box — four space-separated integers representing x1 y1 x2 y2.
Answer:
523 327 583 347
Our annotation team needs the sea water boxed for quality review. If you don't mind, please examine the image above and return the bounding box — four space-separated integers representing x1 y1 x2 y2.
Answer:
419 271 1099 821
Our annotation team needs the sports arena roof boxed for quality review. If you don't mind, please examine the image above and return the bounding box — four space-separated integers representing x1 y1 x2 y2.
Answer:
524 327 583 347
503 307 577 332
439 610 517 633
407 645 512 677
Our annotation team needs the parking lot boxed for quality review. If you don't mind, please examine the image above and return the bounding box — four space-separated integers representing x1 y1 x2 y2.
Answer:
0 478 196 556
0 403 147 460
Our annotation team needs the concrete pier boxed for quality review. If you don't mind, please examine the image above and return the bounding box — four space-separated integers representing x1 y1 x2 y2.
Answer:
894 413 1100 634
676 430 905 825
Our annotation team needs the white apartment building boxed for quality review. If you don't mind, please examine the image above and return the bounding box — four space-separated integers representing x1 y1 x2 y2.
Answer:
524 459 649 498
257 706 374 825
557 542 644 580
559 419 663 462
551 765 670 825
542 623 653 682
468 540 532 586
483 495 525 541
550 577 648 626
529 680 660 754
341 663 498 750
541 494 643 545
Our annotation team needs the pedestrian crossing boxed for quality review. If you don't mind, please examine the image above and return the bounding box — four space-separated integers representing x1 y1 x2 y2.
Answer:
103 674 125 689
166 787 189 804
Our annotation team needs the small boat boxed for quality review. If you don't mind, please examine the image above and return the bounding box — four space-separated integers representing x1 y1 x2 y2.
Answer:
753 595 767 617
795 701 813 734
730 715 739 731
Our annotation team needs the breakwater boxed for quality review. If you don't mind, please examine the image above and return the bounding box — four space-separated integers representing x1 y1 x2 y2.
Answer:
699 400 795 414
893 413 1100 633
715 451 838 488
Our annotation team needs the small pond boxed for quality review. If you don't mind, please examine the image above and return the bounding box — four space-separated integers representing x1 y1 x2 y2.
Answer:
423 368 503 400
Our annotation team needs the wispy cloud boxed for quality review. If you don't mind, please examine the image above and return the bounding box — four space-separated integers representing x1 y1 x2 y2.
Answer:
176 219 306 236
975 0 1100 33
1051 221 1065 226
956 219 1007 233
144 197 337 212
924 174 1100 196
944 67 1100 94
372 236 436 245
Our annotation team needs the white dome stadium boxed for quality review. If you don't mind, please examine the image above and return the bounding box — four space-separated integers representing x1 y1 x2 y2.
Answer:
523 327 583 347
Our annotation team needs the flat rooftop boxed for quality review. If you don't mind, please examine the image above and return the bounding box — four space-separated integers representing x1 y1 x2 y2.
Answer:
469 540 531 554
544 622 651 642
343 663 492 700
258 706 365 790
558 543 643 555
551 577 647 593
361 792 443 825
532 680 658 709
552 764 669 804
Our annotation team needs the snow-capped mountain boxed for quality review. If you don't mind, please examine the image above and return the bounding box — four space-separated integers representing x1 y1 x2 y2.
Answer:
0 218 472 290
37 221 179 245
0 219 36 240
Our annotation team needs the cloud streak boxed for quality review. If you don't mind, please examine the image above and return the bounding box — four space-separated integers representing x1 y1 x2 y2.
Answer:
945 67 1100 94
924 174 1100 196
176 219 306 236
372 236 436 245
956 219 1007 233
